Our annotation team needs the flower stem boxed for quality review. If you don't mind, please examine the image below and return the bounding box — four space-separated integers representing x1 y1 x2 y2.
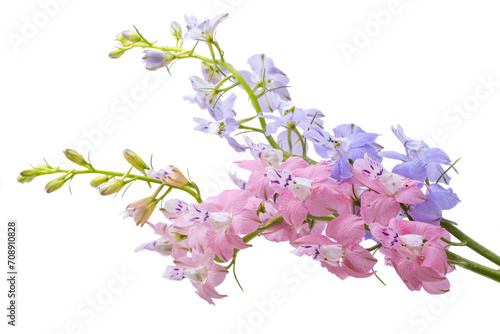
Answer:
44 168 202 203
441 219 500 267
445 250 500 283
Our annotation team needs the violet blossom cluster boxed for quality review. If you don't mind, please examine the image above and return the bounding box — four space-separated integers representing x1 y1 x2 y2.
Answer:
110 13 462 304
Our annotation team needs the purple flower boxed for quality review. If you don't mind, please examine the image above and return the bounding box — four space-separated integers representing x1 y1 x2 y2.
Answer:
193 108 244 153
142 50 174 71
410 184 460 225
239 54 291 112
263 101 324 136
381 125 454 183
306 123 382 180
184 13 228 42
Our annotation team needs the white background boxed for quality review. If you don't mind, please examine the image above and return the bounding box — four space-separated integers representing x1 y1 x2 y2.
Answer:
2 0 500 333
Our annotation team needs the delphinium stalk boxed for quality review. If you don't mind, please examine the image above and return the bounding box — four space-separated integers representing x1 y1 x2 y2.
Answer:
18 13 500 305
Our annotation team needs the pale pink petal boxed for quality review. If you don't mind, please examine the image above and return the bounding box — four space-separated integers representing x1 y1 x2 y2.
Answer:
342 244 377 277
281 156 309 171
206 229 234 262
293 234 335 246
394 186 427 204
325 214 365 244
231 208 261 234
306 186 344 217
360 191 400 224
278 191 308 229
421 277 450 294
292 161 332 182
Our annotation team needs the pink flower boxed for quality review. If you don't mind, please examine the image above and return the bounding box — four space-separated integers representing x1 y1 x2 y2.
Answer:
352 154 427 224
292 215 377 279
164 251 228 305
370 218 453 294
148 165 189 187
199 189 261 261
267 161 350 229
135 222 189 259
122 196 158 226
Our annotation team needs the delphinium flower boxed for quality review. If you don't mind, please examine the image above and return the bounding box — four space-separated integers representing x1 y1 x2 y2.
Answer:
370 218 453 294
184 13 228 43
306 123 383 181
239 53 291 113
351 154 427 224
293 214 377 279
19 12 500 307
381 125 454 184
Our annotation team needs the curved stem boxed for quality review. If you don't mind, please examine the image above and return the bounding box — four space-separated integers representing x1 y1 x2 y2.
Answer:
44 169 202 203
307 214 337 221
441 219 500 267
446 250 500 283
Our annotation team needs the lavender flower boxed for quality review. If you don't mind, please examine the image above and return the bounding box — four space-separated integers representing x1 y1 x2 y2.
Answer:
142 50 174 71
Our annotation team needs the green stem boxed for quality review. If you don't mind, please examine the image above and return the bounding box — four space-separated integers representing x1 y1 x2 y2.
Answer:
441 219 500 267
227 215 284 263
446 250 500 283
307 214 338 221
365 243 382 252
238 125 265 133
45 169 202 203
291 126 307 158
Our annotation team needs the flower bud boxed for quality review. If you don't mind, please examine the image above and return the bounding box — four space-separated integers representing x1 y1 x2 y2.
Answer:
116 33 127 44
148 166 189 187
20 168 43 177
96 179 126 196
123 149 149 174
142 50 175 71
170 21 183 40
64 149 90 168
90 175 112 188
109 48 125 59
122 30 142 43
45 176 67 193
17 174 34 184
124 197 158 226
35 164 52 172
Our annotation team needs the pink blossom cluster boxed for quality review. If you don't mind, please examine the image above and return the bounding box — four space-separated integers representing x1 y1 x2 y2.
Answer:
135 137 454 304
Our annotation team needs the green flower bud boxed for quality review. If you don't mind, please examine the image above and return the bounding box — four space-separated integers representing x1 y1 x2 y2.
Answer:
170 21 183 40
64 149 90 168
122 30 142 43
20 168 43 177
109 48 126 59
17 174 35 184
35 164 52 171
96 179 126 196
90 175 112 188
123 149 149 174
45 176 67 193
116 33 127 44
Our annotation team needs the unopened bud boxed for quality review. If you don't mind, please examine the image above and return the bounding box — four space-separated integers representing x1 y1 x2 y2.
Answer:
45 176 67 193
97 179 126 196
20 168 43 177
142 50 175 71
124 197 158 226
109 48 126 59
122 30 142 43
35 164 52 172
17 174 34 184
64 149 90 168
116 33 127 43
148 166 189 187
170 21 183 40
123 149 149 174
90 175 112 188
